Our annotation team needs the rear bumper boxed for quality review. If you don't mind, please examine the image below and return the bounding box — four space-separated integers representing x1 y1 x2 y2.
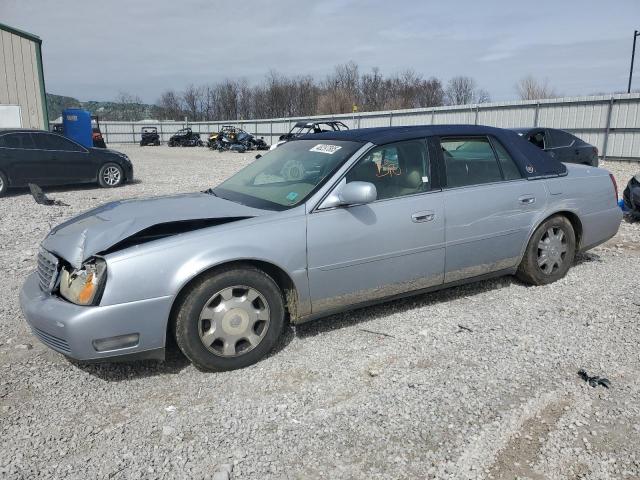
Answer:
20 273 171 361
580 206 623 251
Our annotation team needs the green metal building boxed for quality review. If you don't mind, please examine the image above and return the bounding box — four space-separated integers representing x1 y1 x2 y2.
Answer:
0 22 48 129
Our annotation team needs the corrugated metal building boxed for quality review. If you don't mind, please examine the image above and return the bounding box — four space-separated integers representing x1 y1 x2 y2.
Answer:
0 22 48 129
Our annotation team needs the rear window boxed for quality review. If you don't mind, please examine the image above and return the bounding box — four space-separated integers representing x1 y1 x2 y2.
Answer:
492 139 522 180
548 130 577 148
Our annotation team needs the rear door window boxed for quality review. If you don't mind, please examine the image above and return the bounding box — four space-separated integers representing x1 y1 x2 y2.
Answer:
440 137 503 188
0 133 36 149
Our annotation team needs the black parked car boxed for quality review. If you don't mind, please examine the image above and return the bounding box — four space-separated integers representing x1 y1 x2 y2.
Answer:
168 128 203 147
140 126 161 146
0 129 133 197
511 128 598 167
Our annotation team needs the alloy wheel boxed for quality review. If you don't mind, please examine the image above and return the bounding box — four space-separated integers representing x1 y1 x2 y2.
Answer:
102 166 121 186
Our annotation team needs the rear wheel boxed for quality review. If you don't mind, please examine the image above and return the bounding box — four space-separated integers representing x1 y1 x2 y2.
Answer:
174 266 285 371
0 171 8 197
517 215 576 285
98 163 124 188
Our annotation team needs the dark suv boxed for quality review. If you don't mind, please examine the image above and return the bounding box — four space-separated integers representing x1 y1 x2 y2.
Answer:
511 128 598 167
140 127 160 146
0 129 133 196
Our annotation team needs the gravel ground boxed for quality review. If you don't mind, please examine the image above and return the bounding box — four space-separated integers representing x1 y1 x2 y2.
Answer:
1 146 639 480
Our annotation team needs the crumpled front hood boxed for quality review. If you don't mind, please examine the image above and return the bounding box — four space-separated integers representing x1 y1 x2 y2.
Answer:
41 193 266 268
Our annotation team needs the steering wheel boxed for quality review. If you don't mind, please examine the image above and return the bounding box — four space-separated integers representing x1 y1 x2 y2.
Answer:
280 160 305 181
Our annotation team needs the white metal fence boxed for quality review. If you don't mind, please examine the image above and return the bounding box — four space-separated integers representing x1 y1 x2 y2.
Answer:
77 93 640 160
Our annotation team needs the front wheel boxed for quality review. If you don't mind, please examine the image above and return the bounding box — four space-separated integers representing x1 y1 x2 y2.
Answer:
517 215 576 285
174 266 285 371
98 163 124 188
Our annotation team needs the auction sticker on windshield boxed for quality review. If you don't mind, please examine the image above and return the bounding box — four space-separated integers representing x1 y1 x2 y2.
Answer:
310 144 342 154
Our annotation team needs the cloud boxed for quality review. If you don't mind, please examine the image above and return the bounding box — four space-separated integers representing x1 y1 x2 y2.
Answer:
2 0 639 103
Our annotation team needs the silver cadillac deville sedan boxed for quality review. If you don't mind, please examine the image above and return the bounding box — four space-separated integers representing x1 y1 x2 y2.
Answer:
20 125 622 371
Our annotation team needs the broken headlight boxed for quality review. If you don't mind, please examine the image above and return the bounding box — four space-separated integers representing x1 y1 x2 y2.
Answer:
59 258 107 306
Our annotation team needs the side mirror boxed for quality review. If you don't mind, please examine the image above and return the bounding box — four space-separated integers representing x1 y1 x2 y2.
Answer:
320 181 377 209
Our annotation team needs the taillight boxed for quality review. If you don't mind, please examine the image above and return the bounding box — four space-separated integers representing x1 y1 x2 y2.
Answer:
609 173 618 201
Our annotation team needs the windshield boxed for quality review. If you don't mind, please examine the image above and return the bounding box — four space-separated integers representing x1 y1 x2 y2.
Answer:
214 139 363 210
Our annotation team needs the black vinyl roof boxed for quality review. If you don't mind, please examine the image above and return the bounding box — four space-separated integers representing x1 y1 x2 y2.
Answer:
300 124 567 179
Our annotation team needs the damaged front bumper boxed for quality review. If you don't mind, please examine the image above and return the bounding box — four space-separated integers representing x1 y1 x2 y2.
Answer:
20 273 172 362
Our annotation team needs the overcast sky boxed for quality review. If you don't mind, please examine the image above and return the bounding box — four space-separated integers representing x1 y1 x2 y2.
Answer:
2 0 640 103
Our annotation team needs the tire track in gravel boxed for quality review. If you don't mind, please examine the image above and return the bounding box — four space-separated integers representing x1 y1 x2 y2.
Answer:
439 390 571 478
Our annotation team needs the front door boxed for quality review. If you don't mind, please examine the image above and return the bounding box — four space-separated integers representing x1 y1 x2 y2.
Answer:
438 135 547 282
306 139 445 315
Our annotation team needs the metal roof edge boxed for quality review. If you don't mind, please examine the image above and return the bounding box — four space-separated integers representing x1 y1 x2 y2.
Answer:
0 22 42 44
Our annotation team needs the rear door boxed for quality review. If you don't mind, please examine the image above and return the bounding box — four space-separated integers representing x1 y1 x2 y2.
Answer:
0 132 48 185
32 133 96 184
438 135 547 282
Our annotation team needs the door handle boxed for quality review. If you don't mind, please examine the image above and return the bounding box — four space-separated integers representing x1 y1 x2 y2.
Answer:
412 211 435 223
519 195 536 205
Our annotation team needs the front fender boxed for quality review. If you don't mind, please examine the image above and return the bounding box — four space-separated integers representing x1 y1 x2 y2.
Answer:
99 213 310 316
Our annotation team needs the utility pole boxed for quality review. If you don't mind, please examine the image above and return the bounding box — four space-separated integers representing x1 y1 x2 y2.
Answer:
628 30 640 93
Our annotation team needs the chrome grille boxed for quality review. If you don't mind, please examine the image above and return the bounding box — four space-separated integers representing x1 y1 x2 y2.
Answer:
31 327 71 354
37 249 59 293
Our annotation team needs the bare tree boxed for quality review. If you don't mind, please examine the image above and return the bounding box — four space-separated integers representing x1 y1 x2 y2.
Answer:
516 75 558 100
114 91 145 121
153 64 487 121
157 90 183 120
445 76 477 105
318 62 360 114
182 84 206 121
475 88 491 104
445 76 491 105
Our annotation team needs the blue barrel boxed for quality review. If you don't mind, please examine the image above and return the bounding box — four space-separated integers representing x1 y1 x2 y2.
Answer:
62 108 93 148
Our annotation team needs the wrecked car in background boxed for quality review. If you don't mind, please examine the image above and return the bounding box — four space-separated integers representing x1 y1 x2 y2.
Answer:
209 126 269 152
20 125 621 372
623 173 640 219
270 120 349 150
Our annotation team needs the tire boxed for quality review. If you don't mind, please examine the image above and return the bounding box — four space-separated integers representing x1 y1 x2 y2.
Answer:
0 170 8 197
98 162 124 188
174 265 285 371
517 215 576 285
